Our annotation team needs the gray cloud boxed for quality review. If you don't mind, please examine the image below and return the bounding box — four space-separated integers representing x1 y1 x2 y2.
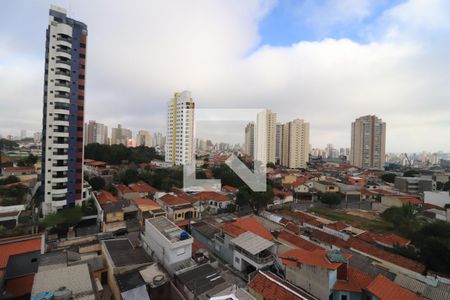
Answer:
0 0 450 152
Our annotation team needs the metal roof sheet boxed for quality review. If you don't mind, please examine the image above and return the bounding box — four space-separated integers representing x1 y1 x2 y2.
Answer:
231 231 274 255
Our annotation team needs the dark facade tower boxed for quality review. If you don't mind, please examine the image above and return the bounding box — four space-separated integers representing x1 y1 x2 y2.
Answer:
41 6 87 215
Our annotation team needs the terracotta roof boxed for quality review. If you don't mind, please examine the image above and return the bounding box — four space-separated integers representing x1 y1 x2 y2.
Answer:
423 203 445 210
222 185 238 193
333 268 374 292
371 189 396 195
5 274 34 298
279 248 343 270
232 216 274 241
116 183 133 194
398 197 423 205
84 159 94 163
357 232 410 247
194 191 231 202
365 274 421 300
160 194 189 206
132 198 160 208
278 230 321 251
273 189 292 197
0 235 42 269
2 166 34 172
249 271 317 300
222 222 246 238
285 222 301 235
96 191 117 205
192 239 208 253
310 229 425 273
349 238 425 273
129 181 158 194
327 222 349 231
89 160 107 166
282 210 316 224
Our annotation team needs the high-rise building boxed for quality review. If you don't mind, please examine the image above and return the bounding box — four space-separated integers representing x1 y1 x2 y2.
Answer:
41 6 87 215
153 132 164 147
165 91 194 165
86 120 108 145
20 129 27 140
255 109 277 165
351 115 386 169
281 119 310 169
244 122 255 158
136 130 152 147
111 124 132 146
275 122 283 163
33 132 42 144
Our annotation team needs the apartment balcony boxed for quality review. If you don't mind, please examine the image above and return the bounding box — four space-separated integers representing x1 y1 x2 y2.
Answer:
52 194 67 202
55 61 71 70
56 47 71 55
54 93 70 99
52 184 68 190
52 187 68 195
51 176 68 183
54 116 69 122
55 59 71 66
54 103 70 110
57 36 72 43
53 131 69 138
55 81 70 88
52 172 68 179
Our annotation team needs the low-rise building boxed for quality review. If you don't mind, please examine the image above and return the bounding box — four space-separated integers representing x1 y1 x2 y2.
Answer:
141 216 194 275
156 193 199 222
395 176 435 194
132 198 166 225
1 166 35 176
314 181 339 193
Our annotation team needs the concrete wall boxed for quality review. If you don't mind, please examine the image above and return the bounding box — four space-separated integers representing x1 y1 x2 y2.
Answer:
285 264 334 300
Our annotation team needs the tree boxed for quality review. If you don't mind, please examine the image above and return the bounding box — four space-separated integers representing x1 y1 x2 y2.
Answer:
381 173 396 183
0 175 20 186
118 168 139 185
236 185 274 215
17 153 38 167
320 192 342 207
88 176 105 191
381 203 422 237
40 207 82 228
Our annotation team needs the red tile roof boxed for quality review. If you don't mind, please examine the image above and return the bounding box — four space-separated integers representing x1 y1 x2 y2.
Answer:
222 222 246 238
96 191 117 205
357 232 410 247
160 194 190 206
249 271 316 300
132 197 160 208
5 274 34 297
2 166 35 172
279 248 343 270
365 274 421 300
0 235 42 269
192 239 208 253
333 268 374 293
327 222 348 231
232 216 274 241
282 210 316 224
278 230 321 251
273 189 292 198
222 185 237 193
284 222 301 235
194 191 231 202
129 181 158 194
310 229 425 273
398 197 423 205
116 183 133 194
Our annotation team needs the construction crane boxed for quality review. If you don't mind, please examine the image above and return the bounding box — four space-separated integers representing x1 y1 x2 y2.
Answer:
403 153 412 167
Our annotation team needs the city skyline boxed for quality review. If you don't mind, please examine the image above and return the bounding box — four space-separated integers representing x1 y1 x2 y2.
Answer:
1 1 450 152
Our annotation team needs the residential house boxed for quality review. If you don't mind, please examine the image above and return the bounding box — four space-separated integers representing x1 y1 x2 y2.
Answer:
95 191 125 232
129 181 159 198
314 181 339 193
364 274 421 300
116 183 139 200
133 198 166 225
193 191 233 214
156 193 199 222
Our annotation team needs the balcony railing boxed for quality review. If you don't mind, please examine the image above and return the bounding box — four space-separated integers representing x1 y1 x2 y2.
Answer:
54 93 70 99
52 173 67 179
234 246 273 265
55 82 70 88
52 195 67 201
57 36 71 43
56 48 71 54
56 60 71 66
55 71 71 76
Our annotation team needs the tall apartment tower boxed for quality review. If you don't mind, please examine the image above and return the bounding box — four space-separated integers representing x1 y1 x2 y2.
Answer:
86 120 108 145
111 124 132 146
244 122 255 158
351 115 386 169
165 91 195 165
281 119 310 169
255 110 277 165
136 130 152 147
41 6 87 215
275 122 283 163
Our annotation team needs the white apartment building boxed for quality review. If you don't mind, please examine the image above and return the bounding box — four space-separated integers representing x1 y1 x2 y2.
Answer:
281 119 310 169
255 110 277 165
41 6 87 215
136 130 152 147
85 120 108 145
165 91 195 165
141 216 193 275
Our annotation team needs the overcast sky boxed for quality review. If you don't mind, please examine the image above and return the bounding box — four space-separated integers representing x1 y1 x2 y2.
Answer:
1 0 450 152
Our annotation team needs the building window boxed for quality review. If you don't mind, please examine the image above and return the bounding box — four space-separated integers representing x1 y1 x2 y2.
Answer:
235 257 240 263
341 296 348 300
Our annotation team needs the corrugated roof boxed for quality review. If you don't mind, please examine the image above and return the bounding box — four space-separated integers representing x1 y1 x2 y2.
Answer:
231 231 274 255
394 274 450 300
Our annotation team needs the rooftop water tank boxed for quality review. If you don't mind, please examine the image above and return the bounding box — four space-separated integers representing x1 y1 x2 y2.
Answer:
180 231 189 240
